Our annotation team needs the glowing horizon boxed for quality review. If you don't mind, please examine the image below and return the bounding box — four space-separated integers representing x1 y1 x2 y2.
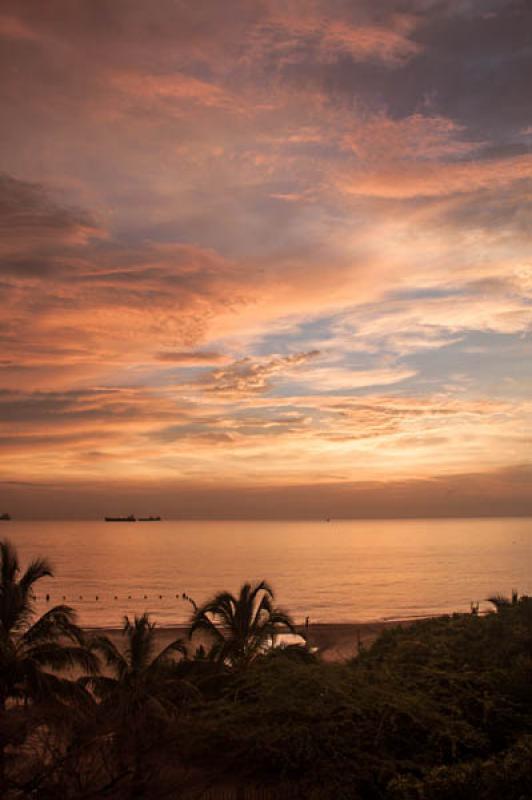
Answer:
1 1 531 517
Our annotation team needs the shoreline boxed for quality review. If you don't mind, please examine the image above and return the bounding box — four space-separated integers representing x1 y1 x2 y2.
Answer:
84 617 436 662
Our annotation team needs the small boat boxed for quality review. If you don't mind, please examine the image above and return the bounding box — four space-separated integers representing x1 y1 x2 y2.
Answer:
138 516 161 522
0 512 11 521
104 515 136 522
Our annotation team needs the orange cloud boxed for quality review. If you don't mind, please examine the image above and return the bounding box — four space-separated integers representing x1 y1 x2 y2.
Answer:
339 153 532 199
154 351 229 365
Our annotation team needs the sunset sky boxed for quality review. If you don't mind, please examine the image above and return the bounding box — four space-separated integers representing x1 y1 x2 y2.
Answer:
1 0 531 518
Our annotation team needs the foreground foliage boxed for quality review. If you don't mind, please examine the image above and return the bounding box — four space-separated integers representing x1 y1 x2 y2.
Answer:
1 539 531 799
0 540 96 793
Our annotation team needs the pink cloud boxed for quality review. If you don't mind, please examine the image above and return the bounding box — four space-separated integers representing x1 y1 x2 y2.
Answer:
110 71 242 113
341 114 480 161
249 7 421 67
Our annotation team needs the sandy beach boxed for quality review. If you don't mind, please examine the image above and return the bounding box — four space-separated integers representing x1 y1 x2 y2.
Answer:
85 619 419 663
295 620 416 661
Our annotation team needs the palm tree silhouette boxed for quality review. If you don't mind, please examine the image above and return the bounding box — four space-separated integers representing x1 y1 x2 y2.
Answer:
189 580 295 670
0 539 97 788
88 613 187 705
88 614 188 796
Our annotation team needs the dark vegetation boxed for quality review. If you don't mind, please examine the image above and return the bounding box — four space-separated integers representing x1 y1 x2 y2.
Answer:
1 539 531 799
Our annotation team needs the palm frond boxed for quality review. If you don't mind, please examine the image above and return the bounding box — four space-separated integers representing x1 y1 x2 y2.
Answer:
251 591 274 628
195 591 237 629
19 557 53 595
151 637 187 668
21 604 79 646
125 613 156 673
90 635 128 678
202 638 228 665
0 539 20 586
26 667 92 706
189 612 225 642
0 573 37 636
250 580 274 603
268 607 296 633
81 674 119 700
26 643 100 674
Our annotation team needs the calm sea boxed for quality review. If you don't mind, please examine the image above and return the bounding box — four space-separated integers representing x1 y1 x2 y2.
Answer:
3 518 531 628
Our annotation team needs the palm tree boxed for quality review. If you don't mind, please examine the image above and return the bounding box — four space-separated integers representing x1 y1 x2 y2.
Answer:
88 613 187 708
0 539 97 787
88 614 188 796
189 580 296 670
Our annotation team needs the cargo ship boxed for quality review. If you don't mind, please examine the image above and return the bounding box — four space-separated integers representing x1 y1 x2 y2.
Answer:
138 516 161 521
104 514 136 522
0 513 11 521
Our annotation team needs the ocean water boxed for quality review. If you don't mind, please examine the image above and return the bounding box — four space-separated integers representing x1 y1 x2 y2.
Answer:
3 518 531 628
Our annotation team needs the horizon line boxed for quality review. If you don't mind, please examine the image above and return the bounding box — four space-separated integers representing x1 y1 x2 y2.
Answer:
3 514 532 522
